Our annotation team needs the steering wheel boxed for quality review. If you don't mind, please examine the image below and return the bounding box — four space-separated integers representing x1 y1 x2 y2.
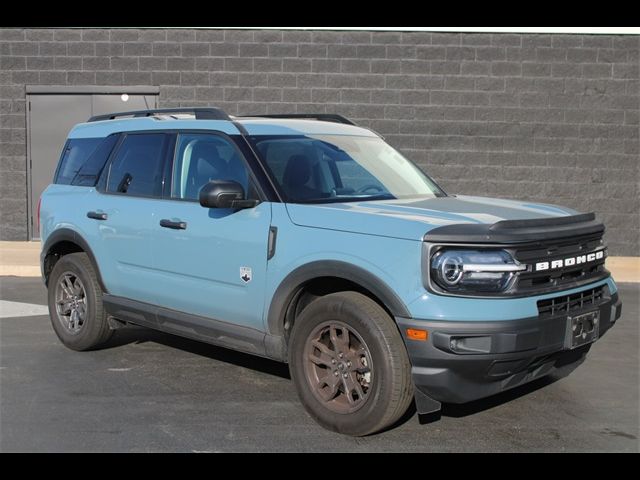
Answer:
356 184 384 194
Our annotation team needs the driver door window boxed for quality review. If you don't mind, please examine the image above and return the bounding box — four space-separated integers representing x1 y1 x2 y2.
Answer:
171 133 250 201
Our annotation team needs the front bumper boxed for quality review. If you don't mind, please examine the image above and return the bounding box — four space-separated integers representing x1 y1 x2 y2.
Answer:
397 288 621 411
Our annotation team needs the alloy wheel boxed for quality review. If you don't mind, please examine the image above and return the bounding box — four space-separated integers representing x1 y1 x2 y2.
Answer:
303 321 374 414
54 272 88 335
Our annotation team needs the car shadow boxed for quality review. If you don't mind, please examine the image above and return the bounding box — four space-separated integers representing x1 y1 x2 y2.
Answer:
417 375 559 424
105 325 291 380
104 325 565 430
381 375 560 432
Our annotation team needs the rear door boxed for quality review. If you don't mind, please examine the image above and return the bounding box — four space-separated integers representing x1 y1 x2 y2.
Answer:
149 132 272 330
87 132 170 304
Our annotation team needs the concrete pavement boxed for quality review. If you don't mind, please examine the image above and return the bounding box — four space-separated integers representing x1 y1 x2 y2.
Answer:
0 276 637 452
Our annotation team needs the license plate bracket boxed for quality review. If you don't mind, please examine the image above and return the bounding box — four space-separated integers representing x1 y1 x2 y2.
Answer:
565 310 600 350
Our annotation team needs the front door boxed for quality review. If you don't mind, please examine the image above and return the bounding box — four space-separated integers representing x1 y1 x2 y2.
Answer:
150 132 272 331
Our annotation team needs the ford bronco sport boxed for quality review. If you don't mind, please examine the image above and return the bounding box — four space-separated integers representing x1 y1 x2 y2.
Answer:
40 108 622 436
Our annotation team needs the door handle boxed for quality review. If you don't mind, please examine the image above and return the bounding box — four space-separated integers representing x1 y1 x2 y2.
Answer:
160 219 187 230
87 211 108 220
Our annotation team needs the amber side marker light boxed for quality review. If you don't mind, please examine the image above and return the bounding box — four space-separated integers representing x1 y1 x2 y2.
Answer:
406 329 428 341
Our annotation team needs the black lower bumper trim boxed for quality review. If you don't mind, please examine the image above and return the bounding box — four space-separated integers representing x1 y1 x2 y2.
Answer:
398 291 621 406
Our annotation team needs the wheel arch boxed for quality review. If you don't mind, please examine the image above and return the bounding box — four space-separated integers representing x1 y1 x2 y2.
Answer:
42 228 107 292
266 261 411 339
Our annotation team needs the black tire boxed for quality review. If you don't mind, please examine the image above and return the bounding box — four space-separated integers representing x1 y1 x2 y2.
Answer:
47 252 113 351
288 291 413 436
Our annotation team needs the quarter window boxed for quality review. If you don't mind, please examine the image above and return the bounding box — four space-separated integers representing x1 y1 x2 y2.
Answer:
107 134 167 197
171 133 249 201
71 134 120 186
55 138 102 185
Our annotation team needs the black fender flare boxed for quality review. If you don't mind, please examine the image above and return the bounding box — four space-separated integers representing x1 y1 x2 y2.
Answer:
41 228 108 292
266 260 411 337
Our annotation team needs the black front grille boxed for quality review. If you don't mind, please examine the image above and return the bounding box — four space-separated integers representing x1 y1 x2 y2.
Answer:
537 286 605 317
514 233 608 295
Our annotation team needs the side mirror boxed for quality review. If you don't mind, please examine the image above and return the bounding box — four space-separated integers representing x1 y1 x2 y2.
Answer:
199 180 259 209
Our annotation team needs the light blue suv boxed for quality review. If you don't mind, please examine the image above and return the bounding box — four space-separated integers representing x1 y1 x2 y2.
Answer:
40 108 621 436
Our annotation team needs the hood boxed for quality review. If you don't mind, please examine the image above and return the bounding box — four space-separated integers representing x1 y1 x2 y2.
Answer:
285 195 578 241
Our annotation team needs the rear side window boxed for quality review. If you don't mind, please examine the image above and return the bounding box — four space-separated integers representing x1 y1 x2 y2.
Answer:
55 138 102 185
106 133 167 197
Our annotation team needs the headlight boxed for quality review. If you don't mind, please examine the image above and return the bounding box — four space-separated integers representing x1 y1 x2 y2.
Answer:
430 249 526 293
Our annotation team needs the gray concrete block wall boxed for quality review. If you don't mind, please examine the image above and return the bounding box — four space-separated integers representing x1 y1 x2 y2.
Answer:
1 28 638 255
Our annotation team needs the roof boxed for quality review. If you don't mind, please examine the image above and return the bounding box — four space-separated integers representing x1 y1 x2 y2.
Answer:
68 118 240 139
236 117 378 137
68 114 379 139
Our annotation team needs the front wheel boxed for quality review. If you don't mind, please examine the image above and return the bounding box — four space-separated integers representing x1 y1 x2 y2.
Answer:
288 291 413 436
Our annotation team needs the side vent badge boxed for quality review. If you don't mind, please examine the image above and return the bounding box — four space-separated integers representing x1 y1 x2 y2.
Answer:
240 266 252 284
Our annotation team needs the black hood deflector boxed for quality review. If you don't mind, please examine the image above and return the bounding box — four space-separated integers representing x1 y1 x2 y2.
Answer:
424 213 605 244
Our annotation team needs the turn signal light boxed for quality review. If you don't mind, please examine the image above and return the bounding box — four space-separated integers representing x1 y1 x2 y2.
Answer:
406 328 428 341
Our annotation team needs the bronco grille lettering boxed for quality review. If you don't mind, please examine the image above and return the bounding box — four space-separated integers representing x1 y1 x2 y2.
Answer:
535 250 605 272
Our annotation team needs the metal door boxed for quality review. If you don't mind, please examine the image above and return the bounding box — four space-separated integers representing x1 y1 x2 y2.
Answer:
27 93 157 239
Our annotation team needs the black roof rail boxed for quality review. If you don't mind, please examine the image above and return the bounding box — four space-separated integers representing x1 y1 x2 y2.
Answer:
240 113 357 126
87 107 231 122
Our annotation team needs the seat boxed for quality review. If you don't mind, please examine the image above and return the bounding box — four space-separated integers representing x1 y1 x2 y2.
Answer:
185 142 229 199
282 154 322 201
225 150 249 192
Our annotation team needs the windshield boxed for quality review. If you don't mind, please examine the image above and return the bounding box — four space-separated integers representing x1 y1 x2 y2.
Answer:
250 134 445 203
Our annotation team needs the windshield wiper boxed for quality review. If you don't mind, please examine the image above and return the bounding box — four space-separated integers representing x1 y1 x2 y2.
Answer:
299 193 396 204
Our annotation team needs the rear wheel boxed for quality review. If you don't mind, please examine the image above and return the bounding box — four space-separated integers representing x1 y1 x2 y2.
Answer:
289 291 413 436
47 252 113 351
